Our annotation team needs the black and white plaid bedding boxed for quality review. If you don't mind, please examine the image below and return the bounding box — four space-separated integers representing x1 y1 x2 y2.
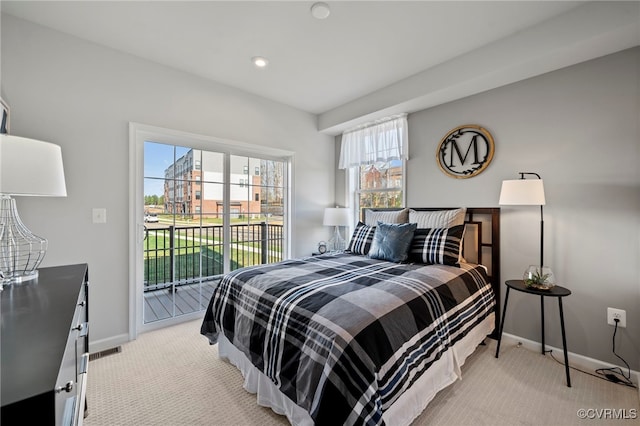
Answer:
201 253 495 425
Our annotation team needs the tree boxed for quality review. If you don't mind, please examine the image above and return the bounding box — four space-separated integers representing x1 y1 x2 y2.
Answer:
145 194 161 206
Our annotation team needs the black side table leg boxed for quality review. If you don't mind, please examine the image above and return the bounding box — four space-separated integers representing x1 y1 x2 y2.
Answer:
558 298 571 387
541 295 545 354
495 287 510 358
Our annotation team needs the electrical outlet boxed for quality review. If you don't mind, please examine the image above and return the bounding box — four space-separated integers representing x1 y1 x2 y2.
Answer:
607 307 626 328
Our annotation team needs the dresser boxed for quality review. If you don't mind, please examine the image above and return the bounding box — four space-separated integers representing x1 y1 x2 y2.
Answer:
1 264 89 425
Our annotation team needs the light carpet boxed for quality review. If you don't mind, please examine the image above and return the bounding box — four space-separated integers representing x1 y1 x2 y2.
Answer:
85 318 638 426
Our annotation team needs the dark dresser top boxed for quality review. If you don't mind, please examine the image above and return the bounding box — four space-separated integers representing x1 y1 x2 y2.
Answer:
1 264 88 407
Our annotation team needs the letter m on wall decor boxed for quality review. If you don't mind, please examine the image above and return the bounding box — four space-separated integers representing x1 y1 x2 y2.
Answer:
436 124 495 179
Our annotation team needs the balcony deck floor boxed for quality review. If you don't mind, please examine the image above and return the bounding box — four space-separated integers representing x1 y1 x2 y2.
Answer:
143 280 218 323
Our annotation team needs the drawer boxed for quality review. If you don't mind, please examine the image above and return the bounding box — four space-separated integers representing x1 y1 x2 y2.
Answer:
62 354 88 426
55 330 79 425
56 281 89 425
73 283 88 333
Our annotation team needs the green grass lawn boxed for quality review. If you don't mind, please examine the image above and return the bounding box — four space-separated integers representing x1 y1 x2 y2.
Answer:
144 232 282 286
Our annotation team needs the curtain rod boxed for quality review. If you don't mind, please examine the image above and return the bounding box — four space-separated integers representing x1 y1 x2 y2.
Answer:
342 113 407 135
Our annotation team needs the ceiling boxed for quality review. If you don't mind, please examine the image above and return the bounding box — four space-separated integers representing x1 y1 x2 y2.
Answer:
2 1 639 134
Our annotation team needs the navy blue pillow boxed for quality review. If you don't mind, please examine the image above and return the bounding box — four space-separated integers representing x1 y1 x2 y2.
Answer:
368 222 417 263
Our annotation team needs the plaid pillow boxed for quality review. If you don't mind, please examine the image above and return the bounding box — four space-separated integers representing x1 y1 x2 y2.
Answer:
346 222 376 255
409 225 464 266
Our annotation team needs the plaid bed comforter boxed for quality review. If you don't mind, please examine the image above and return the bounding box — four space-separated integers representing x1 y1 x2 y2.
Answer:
201 253 495 425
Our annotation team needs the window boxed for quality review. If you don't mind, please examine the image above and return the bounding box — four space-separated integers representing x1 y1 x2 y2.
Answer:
341 115 407 221
356 160 403 214
255 166 260 176
243 165 249 174
195 190 201 200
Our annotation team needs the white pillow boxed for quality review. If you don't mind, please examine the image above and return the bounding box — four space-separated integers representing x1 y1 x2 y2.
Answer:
364 208 409 226
408 208 466 228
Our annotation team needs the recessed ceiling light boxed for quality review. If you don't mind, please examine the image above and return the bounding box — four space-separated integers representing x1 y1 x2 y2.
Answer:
251 56 269 68
311 2 330 20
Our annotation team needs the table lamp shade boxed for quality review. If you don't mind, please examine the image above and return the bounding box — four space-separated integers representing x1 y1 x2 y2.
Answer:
323 207 352 227
499 179 545 206
0 134 67 197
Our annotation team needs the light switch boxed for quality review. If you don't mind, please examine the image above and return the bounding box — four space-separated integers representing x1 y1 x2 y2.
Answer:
92 208 107 224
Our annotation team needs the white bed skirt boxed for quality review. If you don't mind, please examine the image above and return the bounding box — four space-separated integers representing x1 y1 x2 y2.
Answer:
217 313 494 426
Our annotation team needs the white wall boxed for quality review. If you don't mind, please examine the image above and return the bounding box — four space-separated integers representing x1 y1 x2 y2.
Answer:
1 15 335 350
341 48 640 370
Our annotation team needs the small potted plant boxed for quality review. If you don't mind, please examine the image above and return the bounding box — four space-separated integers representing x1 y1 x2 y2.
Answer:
523 265 556 290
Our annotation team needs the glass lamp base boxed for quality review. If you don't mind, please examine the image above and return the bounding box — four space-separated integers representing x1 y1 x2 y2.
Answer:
1 270 39 287
328 226 346 251
0 196 47 289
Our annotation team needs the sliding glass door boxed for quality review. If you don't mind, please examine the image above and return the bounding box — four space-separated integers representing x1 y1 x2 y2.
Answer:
132 125 291 332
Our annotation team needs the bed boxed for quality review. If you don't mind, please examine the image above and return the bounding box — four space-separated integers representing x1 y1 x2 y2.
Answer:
201 207 500 425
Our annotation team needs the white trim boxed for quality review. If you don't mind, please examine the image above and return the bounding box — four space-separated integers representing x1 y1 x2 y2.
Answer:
129 123 143 340
137 311 205 335
130 123 294 160
500 333 640 389
285 156 294 255
89 333 129 355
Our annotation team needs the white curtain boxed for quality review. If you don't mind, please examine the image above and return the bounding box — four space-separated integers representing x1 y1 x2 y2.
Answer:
338 114 408 169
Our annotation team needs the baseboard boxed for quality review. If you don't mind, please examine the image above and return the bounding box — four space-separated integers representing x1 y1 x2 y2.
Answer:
89 333 130 355
501 333 640 397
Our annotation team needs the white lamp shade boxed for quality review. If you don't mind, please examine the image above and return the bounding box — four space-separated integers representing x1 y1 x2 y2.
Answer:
499 179 545 206
323 207 352 227
0 134 67 197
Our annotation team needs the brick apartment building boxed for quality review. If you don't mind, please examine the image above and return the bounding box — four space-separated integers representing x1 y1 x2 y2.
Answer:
163 149 262 219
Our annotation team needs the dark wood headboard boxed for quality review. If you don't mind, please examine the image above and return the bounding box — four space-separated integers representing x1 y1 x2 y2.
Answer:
362 207 501 338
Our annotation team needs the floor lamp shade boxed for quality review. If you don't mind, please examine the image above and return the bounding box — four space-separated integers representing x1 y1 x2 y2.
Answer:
499 179 545 206
0 134 67 286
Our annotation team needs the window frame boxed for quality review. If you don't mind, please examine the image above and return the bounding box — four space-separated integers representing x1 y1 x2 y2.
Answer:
345 159 407 228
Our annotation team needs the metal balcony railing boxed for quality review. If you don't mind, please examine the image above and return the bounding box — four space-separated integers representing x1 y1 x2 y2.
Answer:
143 222 283 291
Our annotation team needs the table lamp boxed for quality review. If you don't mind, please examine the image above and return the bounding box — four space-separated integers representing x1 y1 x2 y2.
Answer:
323 207 352 251
1 134 67 286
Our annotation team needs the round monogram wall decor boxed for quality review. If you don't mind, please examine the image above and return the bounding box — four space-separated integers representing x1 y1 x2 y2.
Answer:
436 124 495 179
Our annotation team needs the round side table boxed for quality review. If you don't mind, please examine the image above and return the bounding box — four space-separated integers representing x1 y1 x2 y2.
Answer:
495 279 572 387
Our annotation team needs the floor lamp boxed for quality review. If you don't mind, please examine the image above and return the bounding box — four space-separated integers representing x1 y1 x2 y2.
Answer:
0 134 67 287
499 172 546 267
323 207 352 251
